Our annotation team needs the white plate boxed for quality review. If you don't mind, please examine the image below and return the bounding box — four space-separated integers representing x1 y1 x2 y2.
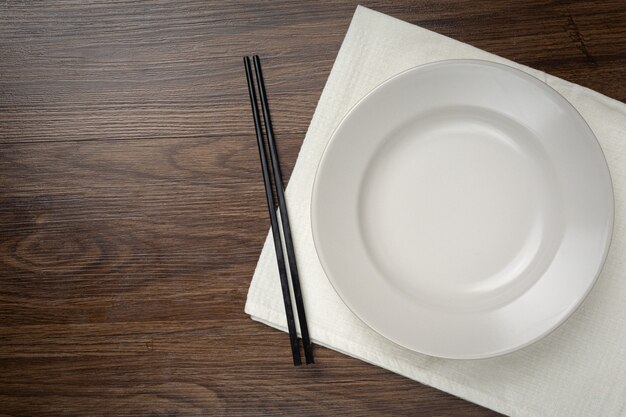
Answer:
311 60 614 359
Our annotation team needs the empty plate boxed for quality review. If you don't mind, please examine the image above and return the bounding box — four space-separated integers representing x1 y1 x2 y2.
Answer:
311 60 613 359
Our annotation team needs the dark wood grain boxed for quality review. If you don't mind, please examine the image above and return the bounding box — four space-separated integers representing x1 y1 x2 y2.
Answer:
1 1 624 416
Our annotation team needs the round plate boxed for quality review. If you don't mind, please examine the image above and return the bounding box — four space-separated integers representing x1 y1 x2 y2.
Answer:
311 60 614 359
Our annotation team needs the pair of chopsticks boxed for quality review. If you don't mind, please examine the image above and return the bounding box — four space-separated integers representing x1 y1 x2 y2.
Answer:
244 55 314 365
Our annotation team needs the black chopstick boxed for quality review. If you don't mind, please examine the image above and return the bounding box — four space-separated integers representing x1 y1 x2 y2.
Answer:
243 55 305 366
252 55 314 365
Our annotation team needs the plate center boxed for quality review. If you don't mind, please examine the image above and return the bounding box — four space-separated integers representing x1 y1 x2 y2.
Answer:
359 107 561 310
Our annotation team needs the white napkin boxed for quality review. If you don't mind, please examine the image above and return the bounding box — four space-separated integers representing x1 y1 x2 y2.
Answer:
245 6 626 417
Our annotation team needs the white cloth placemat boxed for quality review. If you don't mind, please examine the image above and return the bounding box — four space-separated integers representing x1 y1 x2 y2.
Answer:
245 6 626 417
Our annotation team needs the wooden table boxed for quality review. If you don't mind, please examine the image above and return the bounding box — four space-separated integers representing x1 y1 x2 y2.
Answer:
1 1 624 415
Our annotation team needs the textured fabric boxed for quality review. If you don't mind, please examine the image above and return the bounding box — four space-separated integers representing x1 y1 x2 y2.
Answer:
245 6 626 417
